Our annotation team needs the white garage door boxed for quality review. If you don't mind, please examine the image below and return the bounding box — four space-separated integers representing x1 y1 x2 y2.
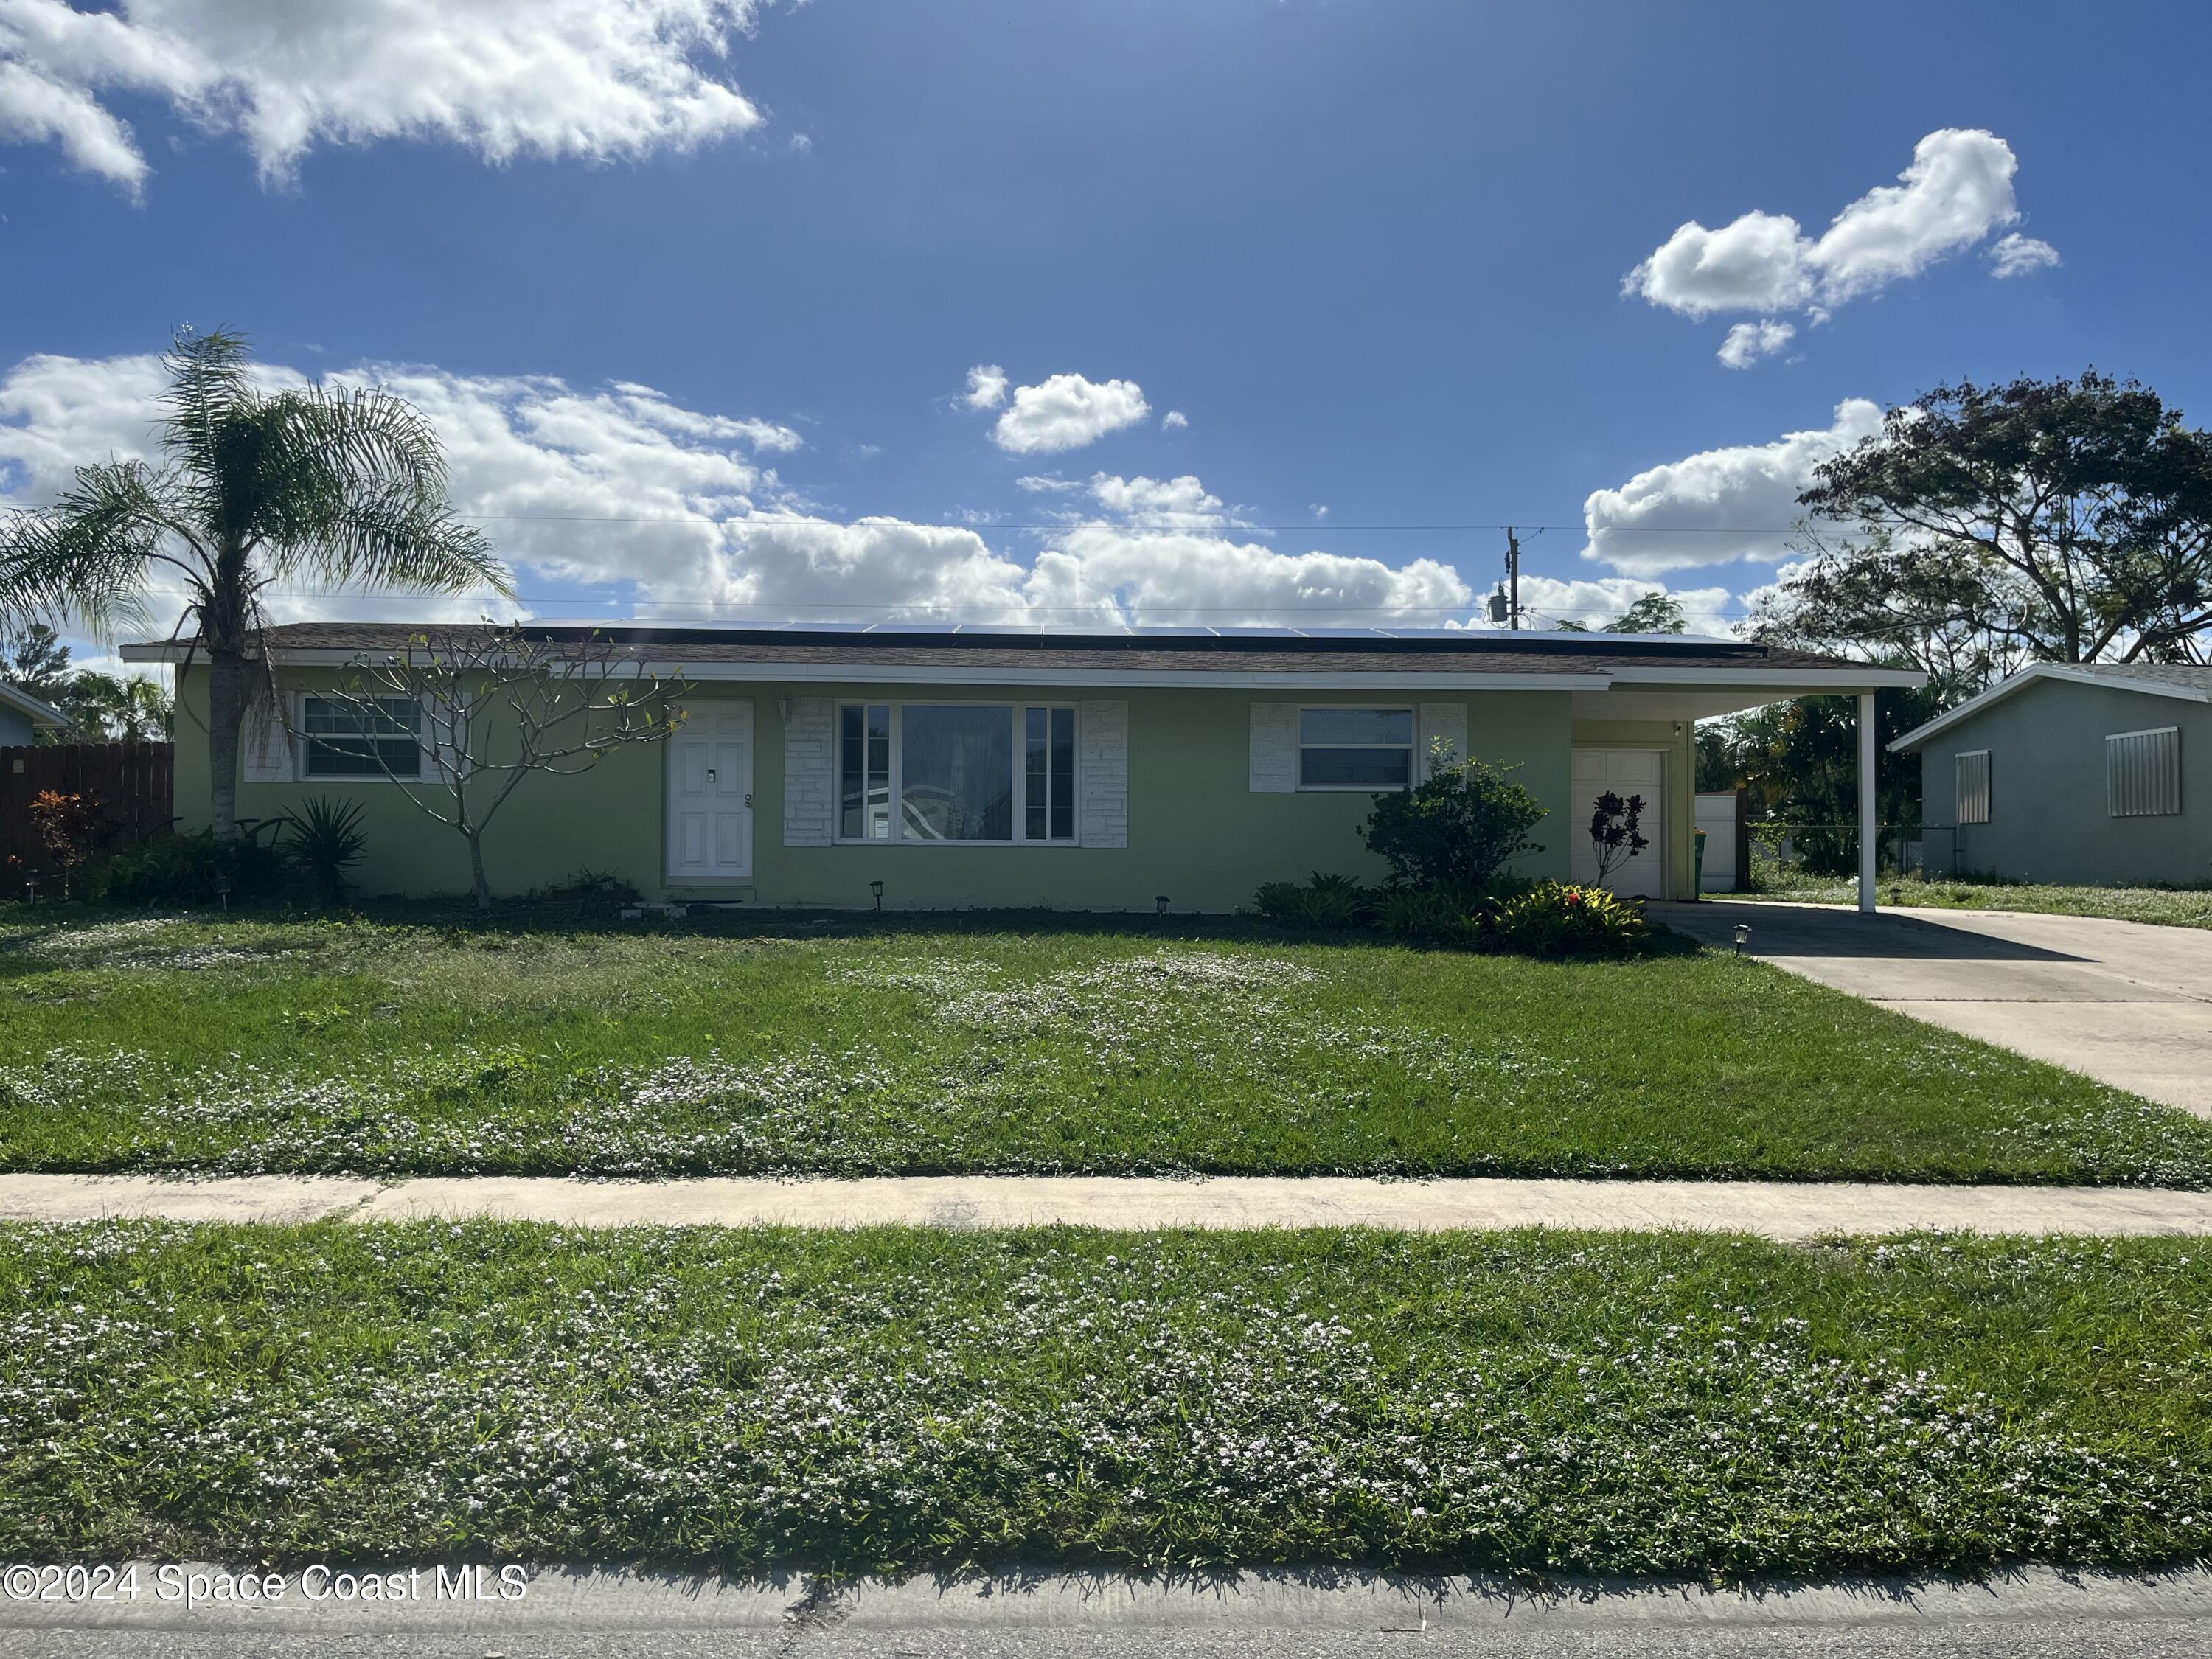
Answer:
1570 748 1666 899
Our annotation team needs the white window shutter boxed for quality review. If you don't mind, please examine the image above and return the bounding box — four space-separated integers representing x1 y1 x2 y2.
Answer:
1078 700 1128 847
240 686 293 784
1418 702 1468 776
1249 701 1296 792
782 695 834 846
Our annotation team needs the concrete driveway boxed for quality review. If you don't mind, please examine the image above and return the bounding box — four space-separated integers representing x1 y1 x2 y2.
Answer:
1655 901 2212 1116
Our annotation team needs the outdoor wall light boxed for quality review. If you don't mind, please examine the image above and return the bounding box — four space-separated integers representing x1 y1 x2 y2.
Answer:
1155 895 1170 916
871 879 884 913
1732 922 1751 955
778 696 791 719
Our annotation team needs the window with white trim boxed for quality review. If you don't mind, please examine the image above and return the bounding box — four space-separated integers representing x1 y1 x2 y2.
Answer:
2107 726 2181 817
1955 748 1991 824
837 703 1078 844
300 696 422 779
1298 707 1413 790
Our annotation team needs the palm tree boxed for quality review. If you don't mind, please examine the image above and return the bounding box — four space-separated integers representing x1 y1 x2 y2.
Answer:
0 327 511 840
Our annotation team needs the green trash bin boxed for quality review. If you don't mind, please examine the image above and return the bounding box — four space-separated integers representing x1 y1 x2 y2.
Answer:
1693 827 1708 902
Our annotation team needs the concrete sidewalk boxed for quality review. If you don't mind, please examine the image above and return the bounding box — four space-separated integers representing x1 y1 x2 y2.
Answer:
5 1171 2212 1237
1658 901 2212 1116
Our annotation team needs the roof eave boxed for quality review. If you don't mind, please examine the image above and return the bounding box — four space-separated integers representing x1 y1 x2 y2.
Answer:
1889 664 2212 752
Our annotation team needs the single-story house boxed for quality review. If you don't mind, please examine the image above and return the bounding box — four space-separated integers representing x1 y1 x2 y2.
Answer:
125 622 1919 911
1891 662 2212 886
0 681 66 748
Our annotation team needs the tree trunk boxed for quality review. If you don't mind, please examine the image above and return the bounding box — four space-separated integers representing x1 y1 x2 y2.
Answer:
206 648 246 844
467 832 492 912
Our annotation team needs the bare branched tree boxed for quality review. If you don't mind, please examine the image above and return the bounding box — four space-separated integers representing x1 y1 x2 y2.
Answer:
321 625 687 911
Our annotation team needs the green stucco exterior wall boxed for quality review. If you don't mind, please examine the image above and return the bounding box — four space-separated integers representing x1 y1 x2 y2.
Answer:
175 669 1611 910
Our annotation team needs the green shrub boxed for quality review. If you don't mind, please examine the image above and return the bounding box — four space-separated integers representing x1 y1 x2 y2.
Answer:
282 797 368 907
1373 883 1474 944
1252 872 1371 929
1360 752 1546 892
81 829 291 908
1494 881 1649 958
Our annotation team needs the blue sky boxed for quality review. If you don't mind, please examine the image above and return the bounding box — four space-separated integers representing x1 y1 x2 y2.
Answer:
1 0 2206 641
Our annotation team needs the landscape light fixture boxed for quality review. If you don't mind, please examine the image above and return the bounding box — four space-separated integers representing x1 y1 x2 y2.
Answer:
1155 895 1170 916
1732 922 1751 956
215 873 232 914
22 874 36 905
870 879 884 913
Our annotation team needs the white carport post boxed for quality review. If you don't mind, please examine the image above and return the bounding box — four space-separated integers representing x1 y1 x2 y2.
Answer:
1857 690 1878 913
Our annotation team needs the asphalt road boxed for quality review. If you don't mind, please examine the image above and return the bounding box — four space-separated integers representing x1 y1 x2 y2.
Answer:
6 1568 2211 1659
5 1624 2211 1657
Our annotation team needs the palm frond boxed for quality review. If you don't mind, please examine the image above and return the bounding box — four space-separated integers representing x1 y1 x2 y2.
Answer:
264 483 511 597
0 460 186 641
161 327 257 480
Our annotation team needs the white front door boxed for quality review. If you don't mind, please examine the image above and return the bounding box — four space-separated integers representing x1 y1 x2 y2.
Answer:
666 704 754 882
1571 748 1666 899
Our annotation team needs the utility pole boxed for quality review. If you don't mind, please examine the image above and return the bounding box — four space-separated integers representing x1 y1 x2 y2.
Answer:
1506 526 1521 631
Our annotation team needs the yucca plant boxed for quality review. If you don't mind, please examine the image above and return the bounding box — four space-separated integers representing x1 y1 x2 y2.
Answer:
283 796 368 908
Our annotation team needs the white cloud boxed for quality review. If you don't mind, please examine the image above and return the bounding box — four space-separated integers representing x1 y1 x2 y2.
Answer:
1716 319 1795 370
960 364 1008 411
0 0 768 191
1510 575 1739 639
990 372 1150 454
1626 130 2037 350
1628 209 1814 319
0 352 1481 630
1013 473 1079 493
1085 473 1228 529
1989 232 2060 279
1160 409 1188 430
1581 398 1883 577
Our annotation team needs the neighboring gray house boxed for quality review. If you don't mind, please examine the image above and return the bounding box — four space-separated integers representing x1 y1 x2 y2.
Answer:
1891 664 2212 886
0 681 65 748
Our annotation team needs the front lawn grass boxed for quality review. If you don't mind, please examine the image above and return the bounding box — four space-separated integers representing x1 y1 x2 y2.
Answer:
2 1220 2208 1579
1733 869 2212 931
4 906 2211 1186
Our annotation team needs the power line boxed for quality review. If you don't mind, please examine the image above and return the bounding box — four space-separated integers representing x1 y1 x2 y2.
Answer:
0 503 1806 534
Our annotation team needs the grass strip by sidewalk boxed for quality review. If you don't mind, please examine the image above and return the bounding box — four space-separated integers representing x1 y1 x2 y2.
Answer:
1730 873 2212 931
2 1220 2209 1580
5 911 2212 1186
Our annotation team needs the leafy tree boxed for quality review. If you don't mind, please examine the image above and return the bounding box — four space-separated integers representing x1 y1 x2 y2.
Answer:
1551 591 1688 634
1769 372 2212 675
53 672 173 743
1697 681 1941 875
1359 743 1547 894
0 327 509 840
2 623 173 742
2 623 72 701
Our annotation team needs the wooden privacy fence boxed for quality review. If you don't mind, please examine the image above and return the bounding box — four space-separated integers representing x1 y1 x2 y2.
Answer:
1 743 175 889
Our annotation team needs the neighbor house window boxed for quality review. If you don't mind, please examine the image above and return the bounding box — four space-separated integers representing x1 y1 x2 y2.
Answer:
300 696 422 779
836 703 1077 844
1955 748 1991 824
1298 707 1413 790
2107 727 2181 818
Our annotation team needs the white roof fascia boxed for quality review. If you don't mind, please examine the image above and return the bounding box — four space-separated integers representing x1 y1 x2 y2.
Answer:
1603 665 1926 690
1888 664 2212 752
0 681 66 727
